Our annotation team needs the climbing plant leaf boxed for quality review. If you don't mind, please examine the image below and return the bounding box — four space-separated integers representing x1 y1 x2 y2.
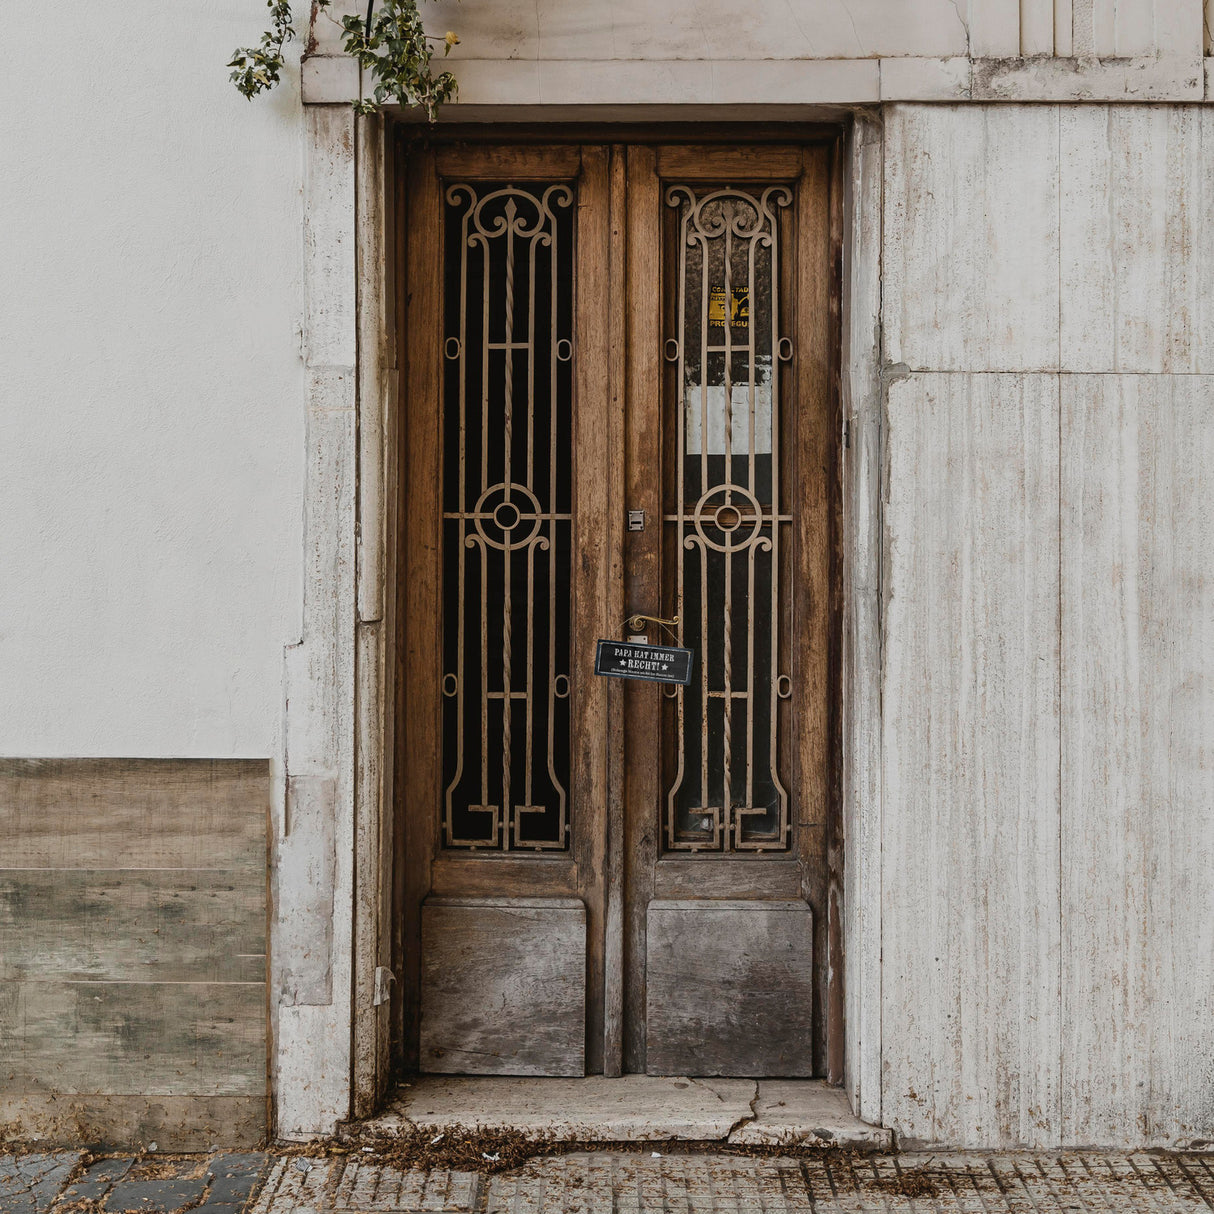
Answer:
229 0 458 121
228 0 297 100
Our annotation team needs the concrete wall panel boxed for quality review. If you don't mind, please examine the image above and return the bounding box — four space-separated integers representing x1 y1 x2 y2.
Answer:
1060 373 1214 1147
421 0 970 61
1061 108 1214 374
883 106 1060 373
881 372 1062 1148
881 103 1214 1149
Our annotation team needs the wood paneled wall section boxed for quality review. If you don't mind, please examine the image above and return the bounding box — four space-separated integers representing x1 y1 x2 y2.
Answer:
877 104 1214 1148
0 759 268 1149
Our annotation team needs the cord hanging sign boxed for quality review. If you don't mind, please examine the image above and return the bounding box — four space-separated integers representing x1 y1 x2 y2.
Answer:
595 615 693 685
594 640 694 685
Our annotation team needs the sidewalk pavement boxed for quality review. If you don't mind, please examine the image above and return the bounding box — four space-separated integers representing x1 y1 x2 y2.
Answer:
4 1147 1214 1213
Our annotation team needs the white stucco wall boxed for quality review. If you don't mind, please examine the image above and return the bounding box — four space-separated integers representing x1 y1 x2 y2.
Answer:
0 1 306 757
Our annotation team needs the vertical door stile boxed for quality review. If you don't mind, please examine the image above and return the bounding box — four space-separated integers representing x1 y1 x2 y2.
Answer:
826 136 847 1086
795 146 838 1078
621 145 662 1075
572 145 612 1076
391 126 408 1068
602 145 629 1078
400 147 444 1072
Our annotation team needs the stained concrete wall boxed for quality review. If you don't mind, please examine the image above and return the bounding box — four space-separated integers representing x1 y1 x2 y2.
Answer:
877 103 1214 1149
305 0 1211 105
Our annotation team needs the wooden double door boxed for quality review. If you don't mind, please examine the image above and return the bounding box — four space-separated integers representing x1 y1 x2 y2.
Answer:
397 136 840 1079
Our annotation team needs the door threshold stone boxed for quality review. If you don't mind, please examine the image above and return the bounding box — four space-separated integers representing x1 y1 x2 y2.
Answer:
359 1076 890 1150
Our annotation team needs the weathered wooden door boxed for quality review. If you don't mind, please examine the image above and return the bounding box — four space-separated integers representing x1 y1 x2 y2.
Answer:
396 139 839 1079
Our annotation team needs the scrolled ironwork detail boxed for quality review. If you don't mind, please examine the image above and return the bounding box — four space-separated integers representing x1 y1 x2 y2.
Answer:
662 182 794 853
440 181 574 852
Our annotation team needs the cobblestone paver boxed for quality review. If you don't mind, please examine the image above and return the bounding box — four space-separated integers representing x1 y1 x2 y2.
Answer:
0 1150 270 1213
104 1158 210 1212
0 1152 83 1214
195 1153 275 1214
246 1151 1214 1213
58 1156 137 1206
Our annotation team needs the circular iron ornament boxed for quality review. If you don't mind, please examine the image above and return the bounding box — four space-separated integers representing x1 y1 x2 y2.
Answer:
493 500 521 531
556 338 573 362
444 337 462 360
442 673 460 698
777 336 794 362
664 338 681 363
468 482 547 551
686 483 771 554
553 674 571 700
714 502 743 532
776 674 793 700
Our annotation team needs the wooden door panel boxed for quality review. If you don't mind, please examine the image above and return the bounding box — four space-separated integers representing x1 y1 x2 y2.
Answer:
621 143 839 1077
419 897 586 1075
621 144 664 1073
645 900 815 1075
397 142 615 1075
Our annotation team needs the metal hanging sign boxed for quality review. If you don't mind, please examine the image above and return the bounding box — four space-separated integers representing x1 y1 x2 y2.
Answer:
594 639 694 686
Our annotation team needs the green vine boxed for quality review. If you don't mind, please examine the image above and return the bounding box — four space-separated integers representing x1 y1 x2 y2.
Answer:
229 0 459 121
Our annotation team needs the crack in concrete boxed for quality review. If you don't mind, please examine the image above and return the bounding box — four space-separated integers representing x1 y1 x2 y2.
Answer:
723 1081 761 1141
684 1076 730 1104
946 0 970 58
678 1077 760 1140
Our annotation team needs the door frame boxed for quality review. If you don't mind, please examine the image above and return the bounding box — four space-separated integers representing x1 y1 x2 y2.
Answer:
390 127 845 1081
274 107 885 1137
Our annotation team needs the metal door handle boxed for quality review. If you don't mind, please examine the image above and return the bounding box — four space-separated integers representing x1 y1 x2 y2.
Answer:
625 613 679 632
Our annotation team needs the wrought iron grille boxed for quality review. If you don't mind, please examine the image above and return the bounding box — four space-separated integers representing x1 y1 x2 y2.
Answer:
663 184 794 853
440 182 574 851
